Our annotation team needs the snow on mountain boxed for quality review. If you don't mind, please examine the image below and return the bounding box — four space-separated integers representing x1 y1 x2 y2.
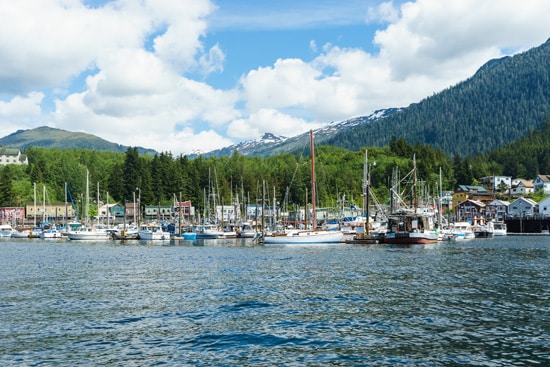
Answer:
193 108 398 158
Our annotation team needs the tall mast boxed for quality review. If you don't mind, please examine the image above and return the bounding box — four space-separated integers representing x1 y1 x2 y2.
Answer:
310 130 316 230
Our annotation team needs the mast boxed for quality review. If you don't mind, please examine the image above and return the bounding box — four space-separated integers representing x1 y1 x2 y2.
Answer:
33 182 37 227
310 130 316 230
363 150 370 235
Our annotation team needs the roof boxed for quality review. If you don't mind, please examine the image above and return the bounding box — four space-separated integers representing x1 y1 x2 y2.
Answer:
456 185 489 193
0 147 21 156
535 174 550 182
510 197 538 206
457 199 486 207
487 199 510 206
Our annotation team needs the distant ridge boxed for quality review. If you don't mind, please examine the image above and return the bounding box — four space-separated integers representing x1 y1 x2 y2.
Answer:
0 126 157 155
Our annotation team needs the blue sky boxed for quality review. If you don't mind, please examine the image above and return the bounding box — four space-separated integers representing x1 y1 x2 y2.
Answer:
0 0 548 155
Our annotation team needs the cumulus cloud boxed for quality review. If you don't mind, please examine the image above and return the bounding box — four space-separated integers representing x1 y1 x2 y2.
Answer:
0 0 549 155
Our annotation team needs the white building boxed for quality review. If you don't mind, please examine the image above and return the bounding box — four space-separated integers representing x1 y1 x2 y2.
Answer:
0 148 28 166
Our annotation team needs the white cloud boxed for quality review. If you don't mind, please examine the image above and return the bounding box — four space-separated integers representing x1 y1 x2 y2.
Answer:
0 0 549 155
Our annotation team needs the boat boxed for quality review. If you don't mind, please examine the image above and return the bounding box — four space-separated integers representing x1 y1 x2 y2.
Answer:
137 223 169 240
0 224 16 238
237 221 258 238
443 221 475 241
66 222 111 240
492 221 507 236
40 223 64 239
192 224 224 239
472 217 494 238
263 130 344 245
66 171 112 241
383 155 439 245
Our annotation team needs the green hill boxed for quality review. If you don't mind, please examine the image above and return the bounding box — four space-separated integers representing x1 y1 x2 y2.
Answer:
0 126 157 155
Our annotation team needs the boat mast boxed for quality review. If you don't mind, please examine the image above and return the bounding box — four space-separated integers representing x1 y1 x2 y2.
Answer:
310 130 316 230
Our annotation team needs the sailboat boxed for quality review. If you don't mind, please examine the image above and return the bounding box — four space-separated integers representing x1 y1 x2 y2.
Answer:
262 130 344 245
66 170 111 241
384 155 439 245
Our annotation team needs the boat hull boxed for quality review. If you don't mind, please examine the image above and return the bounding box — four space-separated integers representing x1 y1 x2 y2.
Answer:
384 232 438 244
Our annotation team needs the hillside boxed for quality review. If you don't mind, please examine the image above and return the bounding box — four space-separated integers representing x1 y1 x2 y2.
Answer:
327 38 550 157
0 126 157 155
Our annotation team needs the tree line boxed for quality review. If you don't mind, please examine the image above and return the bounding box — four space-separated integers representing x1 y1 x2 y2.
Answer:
2 120 550 214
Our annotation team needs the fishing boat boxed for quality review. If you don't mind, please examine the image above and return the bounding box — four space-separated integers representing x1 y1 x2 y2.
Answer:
137 223 169 240
384 155 439 245
263 130 344 245
472 217 494 238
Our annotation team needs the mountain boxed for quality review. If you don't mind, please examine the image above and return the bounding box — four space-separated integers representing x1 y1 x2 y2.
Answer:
327 38 550 157
205 38 550 158
0 126 157 155
200 108 400 157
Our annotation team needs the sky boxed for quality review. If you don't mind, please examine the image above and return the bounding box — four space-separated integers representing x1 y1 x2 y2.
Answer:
0 0 548 155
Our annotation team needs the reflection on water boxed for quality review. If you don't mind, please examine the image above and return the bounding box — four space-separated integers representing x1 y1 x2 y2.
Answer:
0 236 548 366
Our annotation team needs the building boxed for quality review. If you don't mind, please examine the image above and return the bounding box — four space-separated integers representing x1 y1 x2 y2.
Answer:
25 202 77 223
533 175 550 194
455 199 487 222
537 196 550 217
510 179 534 197
479 175 512 193
452 185 495 212
485 199 510 220
0 147 28 166
507 197 538 217
0 207 25 225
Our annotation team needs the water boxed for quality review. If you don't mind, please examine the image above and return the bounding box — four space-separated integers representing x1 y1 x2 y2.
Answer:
1 236 548 366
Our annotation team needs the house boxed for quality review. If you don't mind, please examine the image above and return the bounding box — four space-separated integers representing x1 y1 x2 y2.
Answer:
533 175 550 194
507 197 538 217
510 179 534 197
455 199 487 222
97 203 125 220
536 196 550 217
485 199 510 220
0 147 28 166
452 185 495 212
479 175 512 193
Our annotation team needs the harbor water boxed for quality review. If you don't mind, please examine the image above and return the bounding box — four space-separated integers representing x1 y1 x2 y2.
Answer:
1 236 548 366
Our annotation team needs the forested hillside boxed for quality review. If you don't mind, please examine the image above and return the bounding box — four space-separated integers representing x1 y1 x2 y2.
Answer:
2 120 550 218
328 38 550 156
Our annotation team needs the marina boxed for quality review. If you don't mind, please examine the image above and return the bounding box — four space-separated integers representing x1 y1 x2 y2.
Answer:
1 235 548 366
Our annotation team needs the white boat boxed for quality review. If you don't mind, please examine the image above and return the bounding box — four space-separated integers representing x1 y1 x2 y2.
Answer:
66 222 111 240
0 224 16 238
443 221 475 241
138 223 169 240
492 221 507 236
193 224 224 239
40 224 64 239
237 222 257 238
263 130 345 245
